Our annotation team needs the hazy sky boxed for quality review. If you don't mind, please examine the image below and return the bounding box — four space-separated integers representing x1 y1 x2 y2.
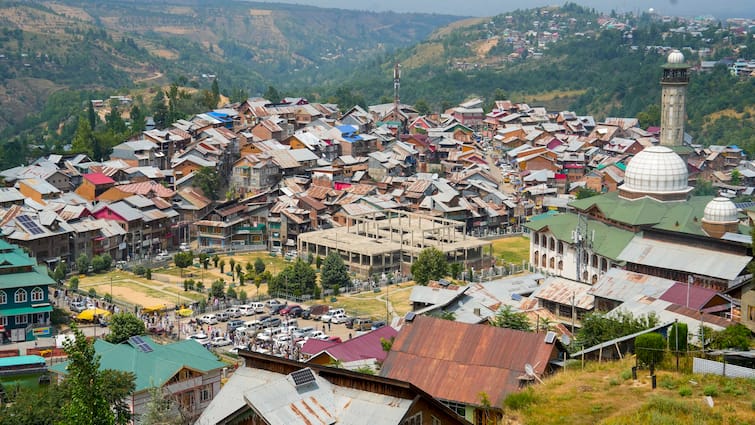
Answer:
251 0 755 19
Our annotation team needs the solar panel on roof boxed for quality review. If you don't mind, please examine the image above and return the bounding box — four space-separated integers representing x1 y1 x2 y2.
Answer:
290 368 316 387
17 215 44 235
129 335 153 353
545 331 557 344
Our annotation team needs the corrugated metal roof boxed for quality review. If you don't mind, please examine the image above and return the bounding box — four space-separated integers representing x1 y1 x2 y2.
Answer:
617 236 751 281
589 269 677 302
533 277 594 309
380 316 559 407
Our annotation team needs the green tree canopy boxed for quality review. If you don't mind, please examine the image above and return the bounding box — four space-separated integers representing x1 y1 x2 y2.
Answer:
76 253 90 274
635 332 665 366
194 166 220 200
320 251 350 291
575 311 659 351
254 257 266 274
489 305 532 331
411 247 448 285
105 312 148 344
174 251 193 277
270 259 317 298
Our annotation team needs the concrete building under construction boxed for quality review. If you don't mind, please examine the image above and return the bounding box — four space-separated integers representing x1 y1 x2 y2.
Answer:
297 210 491 278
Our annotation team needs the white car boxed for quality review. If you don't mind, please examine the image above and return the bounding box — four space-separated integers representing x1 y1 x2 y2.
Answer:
225 308 242 318
321 308 345 323
330 313 350 324
187 333 211 346
211 337 232 347
199 314 218 325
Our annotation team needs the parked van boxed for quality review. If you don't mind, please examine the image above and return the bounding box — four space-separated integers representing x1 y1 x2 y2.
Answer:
321 308 345 323
215 312 230 322
237 305 254 315
250 302 266 313
353 318 373 331
256 327 285 342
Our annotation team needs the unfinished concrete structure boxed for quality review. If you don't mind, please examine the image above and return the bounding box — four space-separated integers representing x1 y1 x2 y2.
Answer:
297 210 491 278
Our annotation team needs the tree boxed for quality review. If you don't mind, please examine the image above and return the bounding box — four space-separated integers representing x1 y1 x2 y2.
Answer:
174 251 193 277
211 79 220 107
151 90 168 129
414 99 431 115
76 253 90 273
229 258 236 275
576 187 601 199
449 263 463 280
141 386 185 425
71 116 94 157
254 257 266 274
731 169 741 185
61 324 118 424
669 322 688 353
212 254 220 268
53 262 66 283
91 255 106 273
635 332 665 366
693 179 717 196
707 324 753 350
263 85 281 102
489 305 532 331
575 311 659 350
239 289 248 302
105 312 147 344
227 285 237 299
210 280 225 299
411 247 448 285
315 255 323 270
219 259 226 273
69 276 79 291
235 263 243 282
200 253 210 270
320 251 350 292
129 104 146 134
193 167 220 200
87 99 97 129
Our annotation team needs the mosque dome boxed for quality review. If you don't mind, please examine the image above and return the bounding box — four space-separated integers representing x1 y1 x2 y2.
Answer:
703 197 738 223
667 50 685 64
622 146 689 195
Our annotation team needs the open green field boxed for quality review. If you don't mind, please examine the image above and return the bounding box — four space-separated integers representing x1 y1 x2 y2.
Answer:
507 357 755 425
490 236 530 264
330 283 415 319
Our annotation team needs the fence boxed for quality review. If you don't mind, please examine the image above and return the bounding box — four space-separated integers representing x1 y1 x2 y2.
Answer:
692 357 755 379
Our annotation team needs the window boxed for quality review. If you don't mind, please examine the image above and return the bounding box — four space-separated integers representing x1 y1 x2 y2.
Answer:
0 290 6 304
748 305 755 321
16 314 27 325
442 401 466 417
0 316 6 327
432 416 441 425
31 287 44 302
14 288 27 303
403 412 422 425
200 384 212 402
557 241 564 254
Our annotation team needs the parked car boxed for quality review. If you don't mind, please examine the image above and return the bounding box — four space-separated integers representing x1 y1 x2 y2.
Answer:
279 304 301 316
70 301 87 312
260 317 281 328
210 336 232 347
227 319 245 333
330 313 349 324
265 299 282 308
215 312 230 322
199 314 218 325
370 321 387 330
179 243 191 252
250 302 266 313
270 303 288 315
187 333 210 346
353 318 373 331
237 305 254 316
293 327 316 339
321 308 345 323
225 307 242 318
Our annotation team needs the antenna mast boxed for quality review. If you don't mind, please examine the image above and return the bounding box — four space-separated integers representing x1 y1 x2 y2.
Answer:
393 62 401 116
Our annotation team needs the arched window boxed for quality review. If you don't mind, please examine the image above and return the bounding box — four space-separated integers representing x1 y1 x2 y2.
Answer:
601 258 608 272
540 234 547 246
533 232 539 246
549 257 555 269
549 238 556 251
592 274 598 285
541 254 547 267
582 271 588 281
558 260 564 270
533 251 539 266
557 241 564 255
31 287 44 302
591 254 598 268
14 288 27 303
0 290 6 304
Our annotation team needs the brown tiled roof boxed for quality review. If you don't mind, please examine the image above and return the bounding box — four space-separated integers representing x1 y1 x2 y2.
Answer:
115 181 175 199
380 316 559 407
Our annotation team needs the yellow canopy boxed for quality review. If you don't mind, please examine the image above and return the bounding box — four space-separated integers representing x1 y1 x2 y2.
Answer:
142 305 168 314
177 308 193 317
77 308 111 321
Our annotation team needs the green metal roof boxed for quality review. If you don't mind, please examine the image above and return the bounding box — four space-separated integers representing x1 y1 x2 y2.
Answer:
50 336 226 392
0 355 46 367
568 192 715 237
0 305 52 317
525 213 636 260
0 265 56 290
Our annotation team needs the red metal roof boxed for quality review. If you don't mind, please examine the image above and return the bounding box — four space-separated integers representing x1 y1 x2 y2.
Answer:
311 326 398 364
84 172 115 185
659 282 726 311
380 316 561 407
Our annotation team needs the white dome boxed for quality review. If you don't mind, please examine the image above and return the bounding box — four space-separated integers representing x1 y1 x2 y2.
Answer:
667 50 685 64
623 146 689 194
703 197 738 223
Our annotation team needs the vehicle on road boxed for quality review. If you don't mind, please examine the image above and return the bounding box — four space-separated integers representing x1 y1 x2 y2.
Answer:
330 313 350 324
211 337 232 347
270 303 288 315
279 304 301 316
370 321 387 330
225 307 242 318
293 327 315 339
69 301 87 312
215 312 230 322
227 319 245 333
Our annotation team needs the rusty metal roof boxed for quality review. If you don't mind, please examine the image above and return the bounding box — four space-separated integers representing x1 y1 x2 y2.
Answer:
380 315 560 407
532 277 594 310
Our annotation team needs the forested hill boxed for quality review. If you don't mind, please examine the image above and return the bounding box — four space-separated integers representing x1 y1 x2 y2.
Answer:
0 0 459 136
315 3 755 153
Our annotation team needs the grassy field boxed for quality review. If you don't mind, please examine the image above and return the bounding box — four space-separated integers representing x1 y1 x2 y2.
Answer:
491 236 530 264
329 283 415 319
506 358 755 425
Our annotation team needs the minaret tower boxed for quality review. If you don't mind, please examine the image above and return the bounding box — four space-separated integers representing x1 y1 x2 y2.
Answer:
660 50 690 147
393 62 401 116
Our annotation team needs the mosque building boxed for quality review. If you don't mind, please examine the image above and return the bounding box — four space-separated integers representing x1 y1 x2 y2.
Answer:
526 51 752 292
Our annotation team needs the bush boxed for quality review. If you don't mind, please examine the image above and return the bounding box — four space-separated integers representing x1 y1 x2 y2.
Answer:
88 288 96 298
635 332 665 366
69 276 79 291
608 378 619 387
503 388 538 411
668 322 688 352
678 387 692 397
703 385 718 397
660 376 676 390
133 265 147 276
620 369 633 380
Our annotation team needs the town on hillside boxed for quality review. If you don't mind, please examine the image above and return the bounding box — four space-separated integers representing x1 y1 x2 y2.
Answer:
0 48 753 424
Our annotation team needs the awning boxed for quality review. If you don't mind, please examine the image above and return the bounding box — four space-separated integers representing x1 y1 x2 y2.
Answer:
0 305 53 317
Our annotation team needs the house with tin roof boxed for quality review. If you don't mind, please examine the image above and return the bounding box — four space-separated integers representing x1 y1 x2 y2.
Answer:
380 315 565 424
51 335 225 422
